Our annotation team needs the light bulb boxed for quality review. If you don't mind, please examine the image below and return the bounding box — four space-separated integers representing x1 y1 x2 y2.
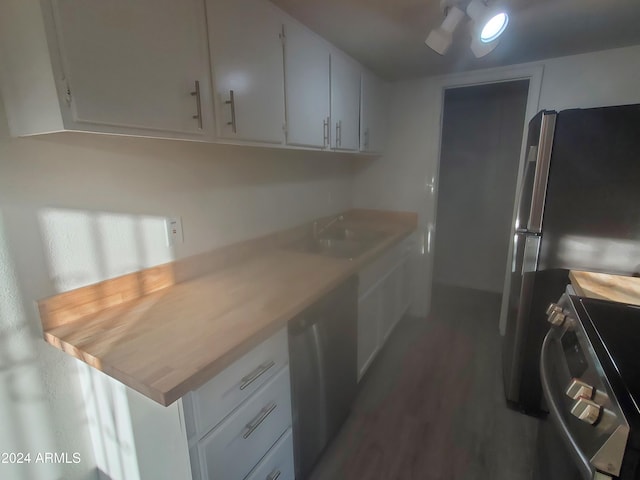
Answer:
480 12 509 43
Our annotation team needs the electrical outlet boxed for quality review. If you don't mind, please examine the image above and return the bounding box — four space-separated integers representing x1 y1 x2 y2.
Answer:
166 217 183 246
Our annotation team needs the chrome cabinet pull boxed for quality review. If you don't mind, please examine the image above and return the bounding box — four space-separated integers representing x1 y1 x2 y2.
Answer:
225 90 237 133
323 117 329 147
335 120 342 148
266 469 281 480
242 402 277 439
239 360 276 391
190 80 203 129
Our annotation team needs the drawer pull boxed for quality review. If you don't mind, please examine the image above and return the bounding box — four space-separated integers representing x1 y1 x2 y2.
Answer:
240 360 276 391
243 402 277 439
266 469 281 480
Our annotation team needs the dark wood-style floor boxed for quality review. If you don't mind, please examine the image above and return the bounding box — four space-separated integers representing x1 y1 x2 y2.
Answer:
310 284 539 480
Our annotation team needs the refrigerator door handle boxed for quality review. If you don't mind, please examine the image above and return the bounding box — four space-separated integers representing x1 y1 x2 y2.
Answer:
514 146 538 231
522 235 541 274
528 112 557 233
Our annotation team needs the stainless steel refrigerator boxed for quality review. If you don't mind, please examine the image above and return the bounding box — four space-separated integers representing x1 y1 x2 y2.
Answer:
503 103 640 413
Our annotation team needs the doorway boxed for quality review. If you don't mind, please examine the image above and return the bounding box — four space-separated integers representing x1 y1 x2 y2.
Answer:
433 80 529 294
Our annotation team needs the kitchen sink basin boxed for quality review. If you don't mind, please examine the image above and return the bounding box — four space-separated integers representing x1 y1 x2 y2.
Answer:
319 227 386 243
286 227 387 260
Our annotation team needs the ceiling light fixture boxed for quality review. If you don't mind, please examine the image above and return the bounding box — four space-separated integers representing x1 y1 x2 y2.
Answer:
480 12 509 43
466 0 509 57
425 0 509 58
425 6 466 56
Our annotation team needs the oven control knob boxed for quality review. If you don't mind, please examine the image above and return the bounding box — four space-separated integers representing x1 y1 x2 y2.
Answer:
571 397 601 425
548 310 566 326
546 303 563 316
566 378 594 400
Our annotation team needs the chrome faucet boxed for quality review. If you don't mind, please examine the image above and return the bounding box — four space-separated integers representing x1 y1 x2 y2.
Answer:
313 215 344 238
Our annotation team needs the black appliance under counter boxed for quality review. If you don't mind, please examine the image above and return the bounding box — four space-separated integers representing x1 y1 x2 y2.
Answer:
533 290 640 480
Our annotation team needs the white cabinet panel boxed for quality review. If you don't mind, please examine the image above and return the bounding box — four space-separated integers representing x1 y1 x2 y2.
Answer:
245 428 294 480
380 268 400 342
51 0 211 135
283 19 330 148
206 0 285 144
361 72 389 153
199 366 292 480
331 52 361 151
357 236 415 380
401 257 413 313
357 286 381 379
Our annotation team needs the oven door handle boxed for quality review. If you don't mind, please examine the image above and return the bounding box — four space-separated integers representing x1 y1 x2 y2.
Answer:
540 330 595 480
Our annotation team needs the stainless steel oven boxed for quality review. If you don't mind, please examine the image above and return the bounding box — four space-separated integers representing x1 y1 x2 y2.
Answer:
532 289 640 480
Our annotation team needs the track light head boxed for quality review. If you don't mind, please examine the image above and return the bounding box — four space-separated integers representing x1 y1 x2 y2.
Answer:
425 6 466 55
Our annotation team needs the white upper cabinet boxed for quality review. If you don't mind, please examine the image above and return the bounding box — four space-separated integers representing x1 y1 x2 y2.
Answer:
330 51 361 151
1 0 390 154
0 0 213 138
206 0 286 144
360 72 389 154
53 0 212 135
282 18 331 149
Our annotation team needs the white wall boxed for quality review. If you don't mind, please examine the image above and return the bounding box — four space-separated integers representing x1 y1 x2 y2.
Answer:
0 94 355 479
353 44 640 317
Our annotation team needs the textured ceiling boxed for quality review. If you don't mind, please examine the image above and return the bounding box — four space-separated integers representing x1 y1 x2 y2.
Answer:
270 0 640 80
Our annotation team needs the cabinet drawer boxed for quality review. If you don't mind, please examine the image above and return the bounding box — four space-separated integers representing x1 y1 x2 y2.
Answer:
199 366 292 480
183 329 288 441
245 428 294 480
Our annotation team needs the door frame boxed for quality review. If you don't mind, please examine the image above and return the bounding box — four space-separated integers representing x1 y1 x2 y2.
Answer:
427 64 544 334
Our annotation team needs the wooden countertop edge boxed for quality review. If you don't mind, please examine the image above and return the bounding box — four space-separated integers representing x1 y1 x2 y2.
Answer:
568 271 588 297
569 270 640 306
41 217 416 406
161 228 414 404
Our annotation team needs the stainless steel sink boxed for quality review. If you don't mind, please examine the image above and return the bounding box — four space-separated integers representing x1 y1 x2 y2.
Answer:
286 227 387 259
320 227 386 243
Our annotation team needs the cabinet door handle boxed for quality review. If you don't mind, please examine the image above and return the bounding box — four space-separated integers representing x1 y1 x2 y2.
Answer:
266 469 281 480
190 80 203 130
225 90 237 133
243 402 277 439
335 120 342 148
239 360 276 391
323 117 329 147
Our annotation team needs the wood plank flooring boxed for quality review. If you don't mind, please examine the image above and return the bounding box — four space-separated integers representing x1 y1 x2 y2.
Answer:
310 284 539 480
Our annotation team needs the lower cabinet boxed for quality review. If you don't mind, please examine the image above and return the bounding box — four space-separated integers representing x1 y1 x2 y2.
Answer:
357 235 415 380
357 286 381 378
183 328 294 480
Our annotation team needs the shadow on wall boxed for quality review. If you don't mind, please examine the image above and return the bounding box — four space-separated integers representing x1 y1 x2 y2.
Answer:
32 132 356 189
37 207 177 480
0 210 67 480
0 206 177 480
38 208 173 292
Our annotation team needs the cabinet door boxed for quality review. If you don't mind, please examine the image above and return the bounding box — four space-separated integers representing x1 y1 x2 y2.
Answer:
357 287 381 379
282 19 330 148
400 257 413 313
330 52 360 151
361 72 389 153
380 268 400 342
51 0 211 135
206 0 285 144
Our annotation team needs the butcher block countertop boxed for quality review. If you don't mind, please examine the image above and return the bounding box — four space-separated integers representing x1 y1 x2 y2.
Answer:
38 209 417 406
570 270 640 307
